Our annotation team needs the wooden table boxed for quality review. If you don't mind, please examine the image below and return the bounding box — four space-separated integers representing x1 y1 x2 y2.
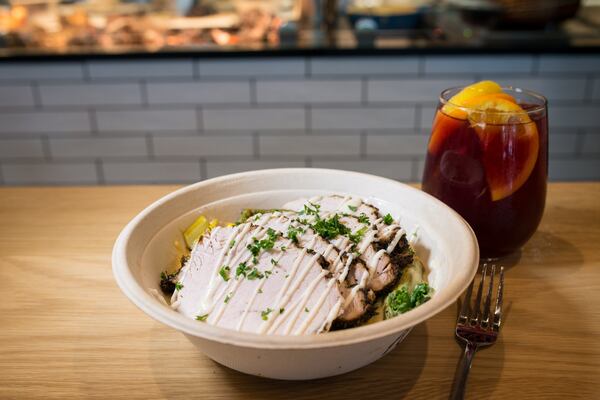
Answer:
0 183 598 399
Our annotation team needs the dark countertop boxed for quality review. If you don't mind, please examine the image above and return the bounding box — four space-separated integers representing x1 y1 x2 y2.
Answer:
1 7 599 61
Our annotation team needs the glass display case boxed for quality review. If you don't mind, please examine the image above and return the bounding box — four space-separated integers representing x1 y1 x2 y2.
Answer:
0 0 302 51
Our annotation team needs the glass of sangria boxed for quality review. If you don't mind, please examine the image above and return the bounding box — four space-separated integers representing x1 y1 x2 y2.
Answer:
422 81 548 259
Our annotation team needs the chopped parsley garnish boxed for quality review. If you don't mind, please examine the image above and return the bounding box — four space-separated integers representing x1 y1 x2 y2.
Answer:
348 226 368 244
304 307 310 313
300 202 321 217
347 205 358 212
247 228 280 262
261 308 273 321
311 214 350 240
224 293 232 303
196 314 209 322
279 308 285 314
280 246 287 252
270 258 278 266
264 270 272 277
258 288 263 294
236 262 249 278
175 282 184 291
229 239 236 249
383 213 394 225
357 213 370 224
286 226 304 244
219 265 231 281
247 268 265 280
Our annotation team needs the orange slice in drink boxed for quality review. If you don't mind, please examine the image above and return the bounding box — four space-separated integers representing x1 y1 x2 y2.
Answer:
442 80 504 119
430 81 511 154
467 96 539 201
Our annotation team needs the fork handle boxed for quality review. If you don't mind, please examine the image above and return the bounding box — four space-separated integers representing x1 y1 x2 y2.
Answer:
450 342 477 400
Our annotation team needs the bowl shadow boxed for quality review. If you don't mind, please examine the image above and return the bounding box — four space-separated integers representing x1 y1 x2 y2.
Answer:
150 323 429 400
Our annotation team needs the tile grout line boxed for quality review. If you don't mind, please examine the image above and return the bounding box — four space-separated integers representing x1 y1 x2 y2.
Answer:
95 159 105 185
584 74 595 102
82 61 91 82
89 108 99 136
360 131 367 159
193 58 201 80
305 105 311 133
31 81 43 110
249 78 258 105
199 158 207 180
140 79 149 107
146 133 155 160
41 134 52 161
575 128 586 156
196 106 204 134
253 131 260 159
414 104 422 133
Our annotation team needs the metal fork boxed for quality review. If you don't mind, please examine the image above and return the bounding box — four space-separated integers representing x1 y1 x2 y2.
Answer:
450 264 505 400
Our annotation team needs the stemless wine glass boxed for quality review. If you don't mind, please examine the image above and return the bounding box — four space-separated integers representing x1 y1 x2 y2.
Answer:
422 86 548 259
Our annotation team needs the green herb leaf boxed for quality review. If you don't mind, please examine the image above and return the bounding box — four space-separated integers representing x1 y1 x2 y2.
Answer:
219 265 231 281
229 239 236 249
270 258 278 266
247 268 265 280
279 308 285 314
246 228 280 260
347 205 358 212
357 213 370 224
236 262 249 278
258 288 263 294
261 308 273 321
224 293 231 303
383 213 394 225
311 214 350 240
348 226 368 244
175 282 184 291
286 225 304 244
304 307 309 313
196 314 209 322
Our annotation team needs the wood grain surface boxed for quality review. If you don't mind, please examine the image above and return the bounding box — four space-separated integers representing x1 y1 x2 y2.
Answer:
0 183 599 399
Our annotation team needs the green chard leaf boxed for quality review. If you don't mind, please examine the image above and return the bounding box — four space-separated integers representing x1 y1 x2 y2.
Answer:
383 213 394 225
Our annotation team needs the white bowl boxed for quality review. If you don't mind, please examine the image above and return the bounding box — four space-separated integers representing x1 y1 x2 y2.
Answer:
112 168 478 380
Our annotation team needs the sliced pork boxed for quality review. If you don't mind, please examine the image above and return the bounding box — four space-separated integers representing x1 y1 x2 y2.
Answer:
173 223 343 335
248 211 373 326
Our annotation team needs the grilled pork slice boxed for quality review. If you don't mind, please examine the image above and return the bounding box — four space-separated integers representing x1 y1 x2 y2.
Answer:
249 212 373 326
173 223 343 335
282 195 413 293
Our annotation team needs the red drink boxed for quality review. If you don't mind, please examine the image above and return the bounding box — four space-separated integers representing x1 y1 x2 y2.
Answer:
422 84 548 258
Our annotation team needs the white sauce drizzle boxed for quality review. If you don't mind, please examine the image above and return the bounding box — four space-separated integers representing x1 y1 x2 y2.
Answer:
386 228 406 254
295 277 338 335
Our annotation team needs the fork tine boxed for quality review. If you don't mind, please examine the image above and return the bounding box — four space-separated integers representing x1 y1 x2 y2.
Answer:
493 266 505 331
471 263 488 325
458 280 474 324
481 264 495 328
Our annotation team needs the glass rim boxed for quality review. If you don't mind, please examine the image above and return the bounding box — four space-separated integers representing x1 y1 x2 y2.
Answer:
439 85 548 115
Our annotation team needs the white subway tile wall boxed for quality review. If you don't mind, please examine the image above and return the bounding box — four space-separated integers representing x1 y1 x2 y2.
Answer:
0 54 598 185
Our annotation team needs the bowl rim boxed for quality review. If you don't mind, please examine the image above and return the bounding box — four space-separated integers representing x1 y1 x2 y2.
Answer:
112 168 479 350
